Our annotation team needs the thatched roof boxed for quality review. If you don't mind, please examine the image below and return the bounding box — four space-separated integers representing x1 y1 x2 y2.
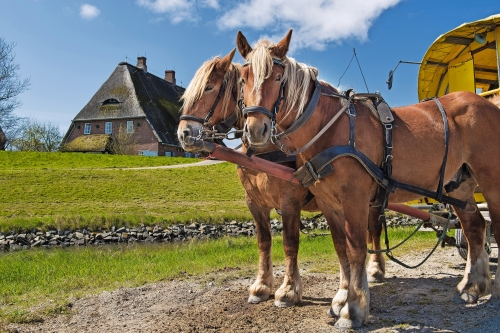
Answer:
67 62 185 145
62 134 113 153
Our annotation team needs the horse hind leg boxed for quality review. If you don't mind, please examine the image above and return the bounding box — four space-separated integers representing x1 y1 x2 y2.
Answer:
246 199 274 304
473 180 500 307
449 176 491 304
366 206 386 283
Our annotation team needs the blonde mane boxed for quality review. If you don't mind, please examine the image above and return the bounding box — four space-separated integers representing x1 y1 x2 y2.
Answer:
181 57 242 119
489 93 500 109
245 40 319 120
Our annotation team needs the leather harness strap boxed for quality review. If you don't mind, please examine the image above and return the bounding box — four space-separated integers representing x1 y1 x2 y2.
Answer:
293 145 467 209
292 95 468 210
432 98 449 202
274 79 323 141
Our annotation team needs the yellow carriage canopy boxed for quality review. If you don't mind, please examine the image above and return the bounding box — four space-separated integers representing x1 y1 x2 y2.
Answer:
418 14 500 101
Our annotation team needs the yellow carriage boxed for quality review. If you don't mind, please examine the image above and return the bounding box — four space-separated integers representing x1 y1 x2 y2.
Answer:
388 14 500 258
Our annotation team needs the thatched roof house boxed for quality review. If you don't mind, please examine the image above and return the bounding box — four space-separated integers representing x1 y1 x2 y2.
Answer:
62 56 186 156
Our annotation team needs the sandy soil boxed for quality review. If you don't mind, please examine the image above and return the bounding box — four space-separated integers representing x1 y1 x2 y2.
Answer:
4 245 498 333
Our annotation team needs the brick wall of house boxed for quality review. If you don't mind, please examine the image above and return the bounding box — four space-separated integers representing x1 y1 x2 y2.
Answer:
66 118 188 157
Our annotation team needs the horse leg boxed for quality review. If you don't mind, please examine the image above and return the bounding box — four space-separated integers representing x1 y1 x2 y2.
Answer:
318 205 350 318
274 198 302 307
366 206 385 283
335 200 370 329
246 198 274 304
472 178 500 307
488 206 500 307
449 177 490 304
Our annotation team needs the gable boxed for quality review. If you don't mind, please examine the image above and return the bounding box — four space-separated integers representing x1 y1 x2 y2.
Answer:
68 63 185 146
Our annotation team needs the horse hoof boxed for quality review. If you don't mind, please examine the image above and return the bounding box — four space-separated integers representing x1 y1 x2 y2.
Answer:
367 274 384 283
327 307 339 318
248 294 269 304
274 299 294 308
335 318 363 329
453 292 478 304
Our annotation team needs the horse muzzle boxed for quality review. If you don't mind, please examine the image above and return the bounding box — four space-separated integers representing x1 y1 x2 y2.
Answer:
242 105 274 148
177 122 203 151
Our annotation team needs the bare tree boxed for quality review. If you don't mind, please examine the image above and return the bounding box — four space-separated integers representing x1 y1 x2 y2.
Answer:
110 124 136 155
11 118 62 152
0 37 30 148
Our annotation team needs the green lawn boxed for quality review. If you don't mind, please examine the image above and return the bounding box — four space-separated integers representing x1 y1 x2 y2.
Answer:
0 151 250 232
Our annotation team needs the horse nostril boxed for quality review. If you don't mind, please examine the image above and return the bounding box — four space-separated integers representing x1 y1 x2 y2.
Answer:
182 129 190 139
243 123 248 133
262 123 268 137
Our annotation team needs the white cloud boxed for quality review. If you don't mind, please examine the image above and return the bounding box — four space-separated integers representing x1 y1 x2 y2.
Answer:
136 0 196 23
217 0 401 51
80 4 100 20
200 0 219 9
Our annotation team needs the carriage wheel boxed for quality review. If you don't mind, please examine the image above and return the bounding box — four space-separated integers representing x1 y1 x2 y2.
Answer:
454 228 492 261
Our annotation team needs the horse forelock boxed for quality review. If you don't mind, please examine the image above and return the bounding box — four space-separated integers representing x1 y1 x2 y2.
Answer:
246 40 275 93
181 57 219 112
245 40 319 120
181 57 242 121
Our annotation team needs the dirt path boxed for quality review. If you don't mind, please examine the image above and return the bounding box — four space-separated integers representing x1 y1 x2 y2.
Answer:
5 245 498 333
123 159 224 170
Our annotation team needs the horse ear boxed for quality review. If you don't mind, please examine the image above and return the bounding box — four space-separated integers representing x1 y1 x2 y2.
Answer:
272 29 293 58
236 31 252 59
216 48 236 73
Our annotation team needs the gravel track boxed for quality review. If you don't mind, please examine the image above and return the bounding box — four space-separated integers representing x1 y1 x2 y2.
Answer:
4 245 498 333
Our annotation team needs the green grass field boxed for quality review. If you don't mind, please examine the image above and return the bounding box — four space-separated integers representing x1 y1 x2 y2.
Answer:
0 151 251 233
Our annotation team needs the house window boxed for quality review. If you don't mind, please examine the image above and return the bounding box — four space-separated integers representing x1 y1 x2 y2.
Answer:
126 121 134 133
102 98 120 105
84 123 91 135
105 122 112 134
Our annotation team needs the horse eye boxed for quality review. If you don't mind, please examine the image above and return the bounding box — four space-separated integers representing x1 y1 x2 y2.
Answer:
204 85 214 92
275 74 281 81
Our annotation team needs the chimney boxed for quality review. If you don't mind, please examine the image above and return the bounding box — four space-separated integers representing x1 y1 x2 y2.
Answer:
137 56 147 72
165 70 176 85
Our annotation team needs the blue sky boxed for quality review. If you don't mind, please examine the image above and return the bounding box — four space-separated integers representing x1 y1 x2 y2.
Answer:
0 0 498 136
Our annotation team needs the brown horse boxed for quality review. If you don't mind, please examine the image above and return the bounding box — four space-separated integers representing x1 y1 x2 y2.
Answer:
237 29 500 328
177 50 386 309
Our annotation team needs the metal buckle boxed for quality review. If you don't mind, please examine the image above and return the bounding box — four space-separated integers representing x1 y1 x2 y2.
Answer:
305 161 319 182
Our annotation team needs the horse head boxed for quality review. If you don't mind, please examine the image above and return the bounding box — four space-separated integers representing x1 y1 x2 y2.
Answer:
237 30 292 148
177 49 241 152
237 30 318 151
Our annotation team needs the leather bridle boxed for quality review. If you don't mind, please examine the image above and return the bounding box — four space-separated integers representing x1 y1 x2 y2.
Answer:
179 76 237 128
240 58 287 127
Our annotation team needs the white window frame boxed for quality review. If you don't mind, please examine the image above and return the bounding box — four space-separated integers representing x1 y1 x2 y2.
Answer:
126 120 134 133
105 122 112 134
84 123 91 135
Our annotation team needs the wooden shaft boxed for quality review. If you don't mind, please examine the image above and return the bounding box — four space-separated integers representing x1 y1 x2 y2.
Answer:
209 143 444 221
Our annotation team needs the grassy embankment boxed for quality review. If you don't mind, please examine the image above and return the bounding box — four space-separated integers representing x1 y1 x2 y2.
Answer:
0 150 252 233
0 151 440 325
